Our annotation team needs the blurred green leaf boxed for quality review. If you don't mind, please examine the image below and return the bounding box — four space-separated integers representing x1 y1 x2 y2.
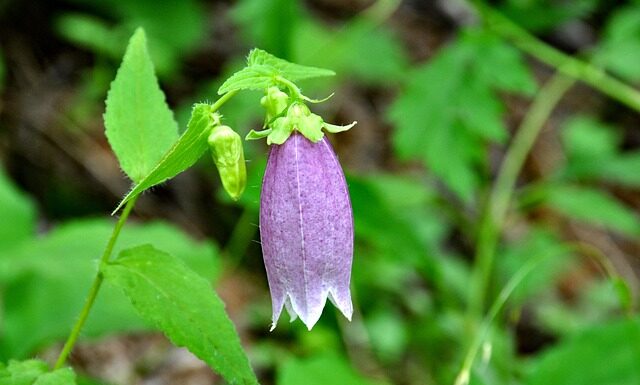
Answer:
388 29 535 201
537 280 627 336
233 0 408 85
57 0 205 76
0 360 76 385
366 309 409 363
596 5 640 82
561 116 620 161
103 244 257 385
541 183 640 237
294 18 408 85
55 14 126 58
231 0 300 59
560 116 640 188
277 352 380 385
114 103 216 213
501 0 599 31
104 28 178 183
498 228 574 305
0 167 36 250
0 219 219 359
525 318 640 385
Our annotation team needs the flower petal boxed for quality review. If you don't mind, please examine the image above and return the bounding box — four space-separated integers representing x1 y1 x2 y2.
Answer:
260 133 353 330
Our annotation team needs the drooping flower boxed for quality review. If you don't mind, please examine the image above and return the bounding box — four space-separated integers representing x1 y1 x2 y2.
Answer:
260 132 354 330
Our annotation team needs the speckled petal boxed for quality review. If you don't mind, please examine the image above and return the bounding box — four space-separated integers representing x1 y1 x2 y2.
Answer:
260 132 354 330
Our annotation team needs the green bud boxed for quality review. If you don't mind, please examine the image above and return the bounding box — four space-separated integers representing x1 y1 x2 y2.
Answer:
208 125 247 200
260 86 289 124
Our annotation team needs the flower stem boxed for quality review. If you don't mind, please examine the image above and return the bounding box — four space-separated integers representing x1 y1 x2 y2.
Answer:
53 195 139 369
468 72 575 320
472 2 640 113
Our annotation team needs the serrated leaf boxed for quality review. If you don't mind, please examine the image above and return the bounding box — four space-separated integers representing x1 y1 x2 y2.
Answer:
525 318 640 385
542 184 640 237
104 28 179 183
0 360 76 385
218 49 335 95
113 103 216 213
102 245 257 385
33 368 76 385
218 65 280 94
0 219 218 360
388 28 534 202
247 48 335 81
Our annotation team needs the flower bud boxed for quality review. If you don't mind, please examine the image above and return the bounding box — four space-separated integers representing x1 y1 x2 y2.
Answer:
260 86 289 124
208 125 246 200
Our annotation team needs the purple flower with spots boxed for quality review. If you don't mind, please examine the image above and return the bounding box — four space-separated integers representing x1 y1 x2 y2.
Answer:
260 132 354 330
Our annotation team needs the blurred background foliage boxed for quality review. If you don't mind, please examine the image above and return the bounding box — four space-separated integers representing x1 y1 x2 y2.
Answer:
1 0 640 384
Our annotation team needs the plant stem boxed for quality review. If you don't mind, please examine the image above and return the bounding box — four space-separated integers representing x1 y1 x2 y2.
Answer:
213 89 239 111
54 195 138 369
468 73 575 320
472 2 640 113
456 247 570 385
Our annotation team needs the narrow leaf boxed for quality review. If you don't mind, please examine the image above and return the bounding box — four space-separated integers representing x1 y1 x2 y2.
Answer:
113 103 216 213
102 245 257 385
543 184 640 237
104 28 179 182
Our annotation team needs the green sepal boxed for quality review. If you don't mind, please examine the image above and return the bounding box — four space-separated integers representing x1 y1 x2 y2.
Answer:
267 117 295 145
324 121 357 133
246 128 272 140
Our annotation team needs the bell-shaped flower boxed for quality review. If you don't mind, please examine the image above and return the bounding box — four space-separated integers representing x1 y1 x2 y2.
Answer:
260 130 355 330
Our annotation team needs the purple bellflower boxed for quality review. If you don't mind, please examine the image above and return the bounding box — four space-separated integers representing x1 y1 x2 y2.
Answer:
250 88 356 330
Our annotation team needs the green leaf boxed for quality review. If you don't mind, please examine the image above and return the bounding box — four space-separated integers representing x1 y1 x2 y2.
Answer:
501 0 599 32
596 6 640 82
542 184 640 237
218 49 335 95
218 65 281 95
102 245 257 385
0 167 36 250
525 318 640 385
231 0 299 59
113 103 216 213
0 360 76 385
104 28 179 183
55 13 126 58
293 18 408 85
561 116 620 160
247 49 335 81
277 352 379 385
33 368 76 385
0 219 219 360
388 28 535 202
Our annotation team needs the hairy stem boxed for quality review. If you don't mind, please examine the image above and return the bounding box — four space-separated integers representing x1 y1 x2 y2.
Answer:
469 73 575 320
54 196 139 369
473 2 640 113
